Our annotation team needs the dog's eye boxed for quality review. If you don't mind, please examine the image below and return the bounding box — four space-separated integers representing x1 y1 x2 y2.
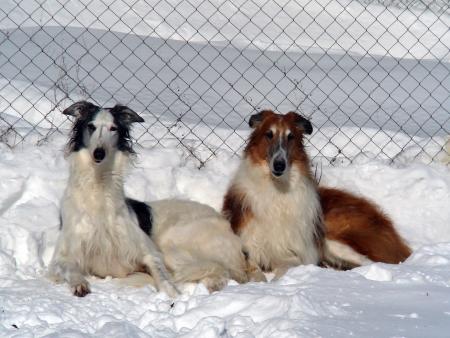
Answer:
88 124 96 132
110 126 117 131
265 130 273 140
287 133 294 141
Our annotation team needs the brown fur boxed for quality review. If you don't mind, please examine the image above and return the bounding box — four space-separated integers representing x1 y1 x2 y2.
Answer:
224 110 321 241
224 109 411 274
222 186 253 235
223 110 329 278
320 187 411 263
245 111 313 177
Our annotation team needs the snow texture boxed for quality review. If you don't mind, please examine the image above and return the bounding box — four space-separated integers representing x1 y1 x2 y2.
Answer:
0 138 450 337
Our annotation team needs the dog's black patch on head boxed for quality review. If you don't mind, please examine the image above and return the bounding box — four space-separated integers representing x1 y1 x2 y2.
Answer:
110 104 144 125
64 101 100 153
64 101 143 155
126 198 153 235
109 105 144 154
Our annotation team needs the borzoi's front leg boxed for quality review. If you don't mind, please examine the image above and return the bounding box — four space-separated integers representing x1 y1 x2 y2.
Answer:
141 239 180 297
48 238 91 297
48 259 90 297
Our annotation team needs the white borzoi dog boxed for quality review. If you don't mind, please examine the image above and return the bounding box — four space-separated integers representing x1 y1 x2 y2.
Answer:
48 101 247 297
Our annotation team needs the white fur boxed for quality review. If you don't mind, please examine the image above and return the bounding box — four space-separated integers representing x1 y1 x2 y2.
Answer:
325 239 372 266
150 199 248 291
48 149 178 297
83 109 118 154
231 157 321 278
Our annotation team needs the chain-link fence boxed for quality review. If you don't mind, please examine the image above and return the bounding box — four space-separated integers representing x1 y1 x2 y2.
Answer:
1 0 449 165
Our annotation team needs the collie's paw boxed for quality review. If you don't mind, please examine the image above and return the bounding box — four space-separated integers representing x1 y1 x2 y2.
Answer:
160 281 180 298
202 276 228 292
248 269 267 282
71 281 91 297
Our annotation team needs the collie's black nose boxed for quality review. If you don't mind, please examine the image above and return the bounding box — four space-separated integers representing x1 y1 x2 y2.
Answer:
272 159 286 176
93 148 106 162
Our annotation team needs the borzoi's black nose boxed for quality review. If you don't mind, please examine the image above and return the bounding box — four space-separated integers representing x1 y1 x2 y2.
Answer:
93 148 106 163
272 159 286 176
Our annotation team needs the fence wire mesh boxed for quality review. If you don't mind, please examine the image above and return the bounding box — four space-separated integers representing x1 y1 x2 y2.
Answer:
0 0 449 165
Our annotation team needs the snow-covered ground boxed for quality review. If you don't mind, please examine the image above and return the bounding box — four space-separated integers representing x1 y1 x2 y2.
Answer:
0 136 450 337
1 0 450 337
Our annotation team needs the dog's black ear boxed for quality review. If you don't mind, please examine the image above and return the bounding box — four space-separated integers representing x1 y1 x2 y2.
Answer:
111 105 144 124
249 110 273 129
296 115 313 135
287 111 313 135
63 101 99 119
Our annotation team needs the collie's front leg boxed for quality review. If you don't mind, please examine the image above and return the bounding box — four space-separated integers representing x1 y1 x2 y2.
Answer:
246 261 267 282
48 259 90 297
141 239 180 297
244 252 267 282
272 257 303 279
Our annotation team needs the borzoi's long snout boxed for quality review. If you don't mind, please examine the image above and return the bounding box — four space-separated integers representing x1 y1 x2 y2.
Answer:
87 123 117 164
269 140 288 177
90 134 108 164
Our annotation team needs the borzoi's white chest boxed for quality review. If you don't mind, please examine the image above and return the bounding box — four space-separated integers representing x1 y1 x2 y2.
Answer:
235 160 321 270
61 151 142 277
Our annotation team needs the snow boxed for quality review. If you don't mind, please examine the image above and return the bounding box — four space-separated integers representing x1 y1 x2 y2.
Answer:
1 0 450 336
1 136 450 337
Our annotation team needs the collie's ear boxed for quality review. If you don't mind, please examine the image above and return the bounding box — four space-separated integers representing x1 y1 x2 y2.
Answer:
63 101 99 119
249 110 273 129
111 105 144 125
287 112 313 135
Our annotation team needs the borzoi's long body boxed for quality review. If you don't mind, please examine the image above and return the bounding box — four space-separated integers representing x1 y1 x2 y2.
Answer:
49 101 247 296
150 200 248 289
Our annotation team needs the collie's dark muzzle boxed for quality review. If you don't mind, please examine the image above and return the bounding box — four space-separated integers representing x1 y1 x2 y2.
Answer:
93 147 106 163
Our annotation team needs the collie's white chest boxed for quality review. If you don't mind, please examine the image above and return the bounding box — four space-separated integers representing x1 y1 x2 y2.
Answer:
235 163 321 270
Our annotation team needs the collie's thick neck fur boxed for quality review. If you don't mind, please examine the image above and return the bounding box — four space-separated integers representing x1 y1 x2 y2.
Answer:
223 111 323 274
231 157 322 270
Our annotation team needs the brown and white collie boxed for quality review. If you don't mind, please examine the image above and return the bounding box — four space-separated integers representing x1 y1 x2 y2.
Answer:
223 110 411 279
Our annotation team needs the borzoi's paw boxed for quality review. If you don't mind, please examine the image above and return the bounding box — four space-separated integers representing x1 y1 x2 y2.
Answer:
70 280 91 297
202 276 228 292
160 280 180 298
